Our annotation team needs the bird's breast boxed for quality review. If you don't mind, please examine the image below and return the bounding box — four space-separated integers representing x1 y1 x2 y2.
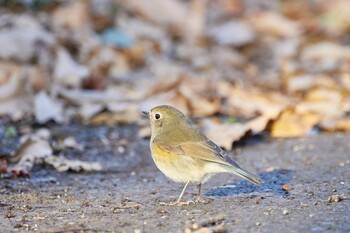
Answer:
150 142 206 183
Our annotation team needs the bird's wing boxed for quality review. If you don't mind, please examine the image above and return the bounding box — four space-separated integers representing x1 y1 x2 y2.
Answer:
155 139 240 168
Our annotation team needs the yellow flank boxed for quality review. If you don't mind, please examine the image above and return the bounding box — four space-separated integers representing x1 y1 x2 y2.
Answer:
151 142 207 183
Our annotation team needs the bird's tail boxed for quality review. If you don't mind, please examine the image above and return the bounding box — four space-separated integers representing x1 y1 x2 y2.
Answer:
225 165 261 185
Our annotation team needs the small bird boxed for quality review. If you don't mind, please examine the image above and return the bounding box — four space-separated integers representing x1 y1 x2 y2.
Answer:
143 105 261 205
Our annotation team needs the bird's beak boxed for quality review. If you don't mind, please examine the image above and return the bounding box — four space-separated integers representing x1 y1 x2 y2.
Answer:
142 111 149 116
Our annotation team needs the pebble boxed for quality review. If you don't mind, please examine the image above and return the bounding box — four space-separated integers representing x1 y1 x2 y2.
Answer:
327 194 345 203
282 184 292 191
283 210 289 215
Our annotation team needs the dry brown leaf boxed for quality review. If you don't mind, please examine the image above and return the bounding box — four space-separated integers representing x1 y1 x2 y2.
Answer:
52 1 90 30
340 73 350 92
0 14 55 62
0 64 33 120
271 108 320 138
319 0 350 35
118 17 167 42
88 102 140 125
320 118 350 132
202 119 247 150
179 79 220 117
219 84 288 118
138 125 151 138
79 102 105 121
27 66 50 92
12 136 53 174
301 42 350 61
203 112 281 150
335 119 350 132
296 88 344 117
54 48 90 88
0 159 9 174
45 155 102 173
286 74 336 93
34 91 64 124
185 0 207 42
207 20 255 46
247 11 301 37
11 135 101 175
120 0 188 28
58 84 147 104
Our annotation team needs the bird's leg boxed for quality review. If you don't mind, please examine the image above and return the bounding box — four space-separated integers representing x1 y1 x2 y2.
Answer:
176 181 190 203
160 181 194 206
195 183 202 202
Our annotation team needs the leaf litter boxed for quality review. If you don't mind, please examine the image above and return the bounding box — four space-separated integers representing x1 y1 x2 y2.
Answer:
1 0 350 175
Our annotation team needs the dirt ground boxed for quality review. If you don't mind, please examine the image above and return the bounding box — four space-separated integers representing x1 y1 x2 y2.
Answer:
0 124 349 233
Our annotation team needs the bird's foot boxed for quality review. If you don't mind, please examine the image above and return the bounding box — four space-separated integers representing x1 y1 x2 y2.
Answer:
194 196 213 204
159 200 195 206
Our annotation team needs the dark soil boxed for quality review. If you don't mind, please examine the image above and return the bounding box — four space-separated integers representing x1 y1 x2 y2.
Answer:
0 124 349 233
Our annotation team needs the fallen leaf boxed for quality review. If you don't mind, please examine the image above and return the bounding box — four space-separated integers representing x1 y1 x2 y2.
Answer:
207 20 255 46
0 14 55 62
335 119 350 132
271 108 320 137
247 11 301 37
12 136 53 175
34 91 64 124
120 0 188 28
219 84 288 118
118 17 167 42
10 135 101 176
301 42 350 61
201 119 249 150
79 102 105 121
27 66 50 92
340 73 350 92
45 154 102 172
0 64 33 120
185 0 207 41
0 160 9 174
319 0 350 35
52 1 90 30
90 104 140 125
179 79 220 117
322 118 350 132
53 48 90 88
285 74 336 93
296 88 344 117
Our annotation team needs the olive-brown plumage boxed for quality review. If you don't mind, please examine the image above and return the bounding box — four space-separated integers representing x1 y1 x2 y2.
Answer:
144 105 261 205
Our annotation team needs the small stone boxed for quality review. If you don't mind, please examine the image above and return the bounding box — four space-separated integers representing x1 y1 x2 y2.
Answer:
282 184 292 191
327 194 345 203
283 210 289 215
117 146 125 154
256 222 261 226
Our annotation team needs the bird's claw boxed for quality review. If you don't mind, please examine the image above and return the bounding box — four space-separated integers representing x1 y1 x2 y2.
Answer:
159 200 195 206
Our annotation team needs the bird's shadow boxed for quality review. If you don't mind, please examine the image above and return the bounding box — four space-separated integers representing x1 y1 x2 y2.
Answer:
206 169 293 197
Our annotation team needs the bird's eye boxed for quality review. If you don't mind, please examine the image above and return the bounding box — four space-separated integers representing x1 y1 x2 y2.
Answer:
155 113 161 120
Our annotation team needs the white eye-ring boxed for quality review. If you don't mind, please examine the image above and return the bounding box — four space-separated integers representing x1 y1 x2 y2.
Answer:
154 113 161 120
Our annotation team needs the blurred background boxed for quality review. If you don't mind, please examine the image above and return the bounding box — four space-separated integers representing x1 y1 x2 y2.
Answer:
0 0 350 173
